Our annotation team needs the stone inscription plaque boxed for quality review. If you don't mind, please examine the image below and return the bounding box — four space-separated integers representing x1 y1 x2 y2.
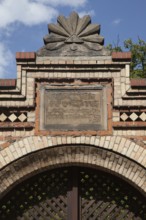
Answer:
40 86 107 130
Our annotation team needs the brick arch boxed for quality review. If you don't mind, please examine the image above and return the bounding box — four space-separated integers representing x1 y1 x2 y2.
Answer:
0 137 146 198
0 135 145 169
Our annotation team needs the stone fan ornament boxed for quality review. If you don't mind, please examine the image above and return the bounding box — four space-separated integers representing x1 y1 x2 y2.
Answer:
37 12 110 56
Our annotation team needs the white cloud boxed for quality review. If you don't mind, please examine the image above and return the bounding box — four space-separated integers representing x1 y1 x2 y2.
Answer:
78 10 95 18
0 0 58 28
0 42 13 78
34 0 87 8
0 0 88 77
112 19 122 25
0 0 88 29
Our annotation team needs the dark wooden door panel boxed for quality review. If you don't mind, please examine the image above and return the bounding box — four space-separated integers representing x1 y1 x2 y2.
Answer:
79 168 146 220
0 167 146 220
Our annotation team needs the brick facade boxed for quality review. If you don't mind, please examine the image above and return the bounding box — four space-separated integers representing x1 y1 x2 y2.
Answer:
0 50 146 198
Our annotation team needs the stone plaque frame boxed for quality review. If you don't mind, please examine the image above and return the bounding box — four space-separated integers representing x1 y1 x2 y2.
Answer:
40 85 107 131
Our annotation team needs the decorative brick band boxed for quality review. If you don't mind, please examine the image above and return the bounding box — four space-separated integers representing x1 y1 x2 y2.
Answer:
120 112 146 122
0 112 27 122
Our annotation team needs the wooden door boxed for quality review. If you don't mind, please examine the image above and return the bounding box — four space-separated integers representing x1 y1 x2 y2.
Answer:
0 167 146 219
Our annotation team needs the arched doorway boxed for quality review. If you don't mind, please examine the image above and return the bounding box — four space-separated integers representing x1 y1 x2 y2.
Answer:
0 166 146 220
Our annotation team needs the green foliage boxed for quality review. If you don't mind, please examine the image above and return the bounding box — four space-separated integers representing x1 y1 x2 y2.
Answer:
124 38 146 78
107 37 146 78
106 44 122 52
106 35 123 52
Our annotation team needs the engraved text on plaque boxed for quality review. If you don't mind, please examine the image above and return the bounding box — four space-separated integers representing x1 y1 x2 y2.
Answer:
40 86 107 130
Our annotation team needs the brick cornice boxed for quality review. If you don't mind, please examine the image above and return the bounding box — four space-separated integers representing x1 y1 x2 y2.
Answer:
0 79 16 88
131 79 146 87
16 52 36 60
112 52 131 60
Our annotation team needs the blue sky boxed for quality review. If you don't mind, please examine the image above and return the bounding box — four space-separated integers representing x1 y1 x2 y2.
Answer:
0 0 146 78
